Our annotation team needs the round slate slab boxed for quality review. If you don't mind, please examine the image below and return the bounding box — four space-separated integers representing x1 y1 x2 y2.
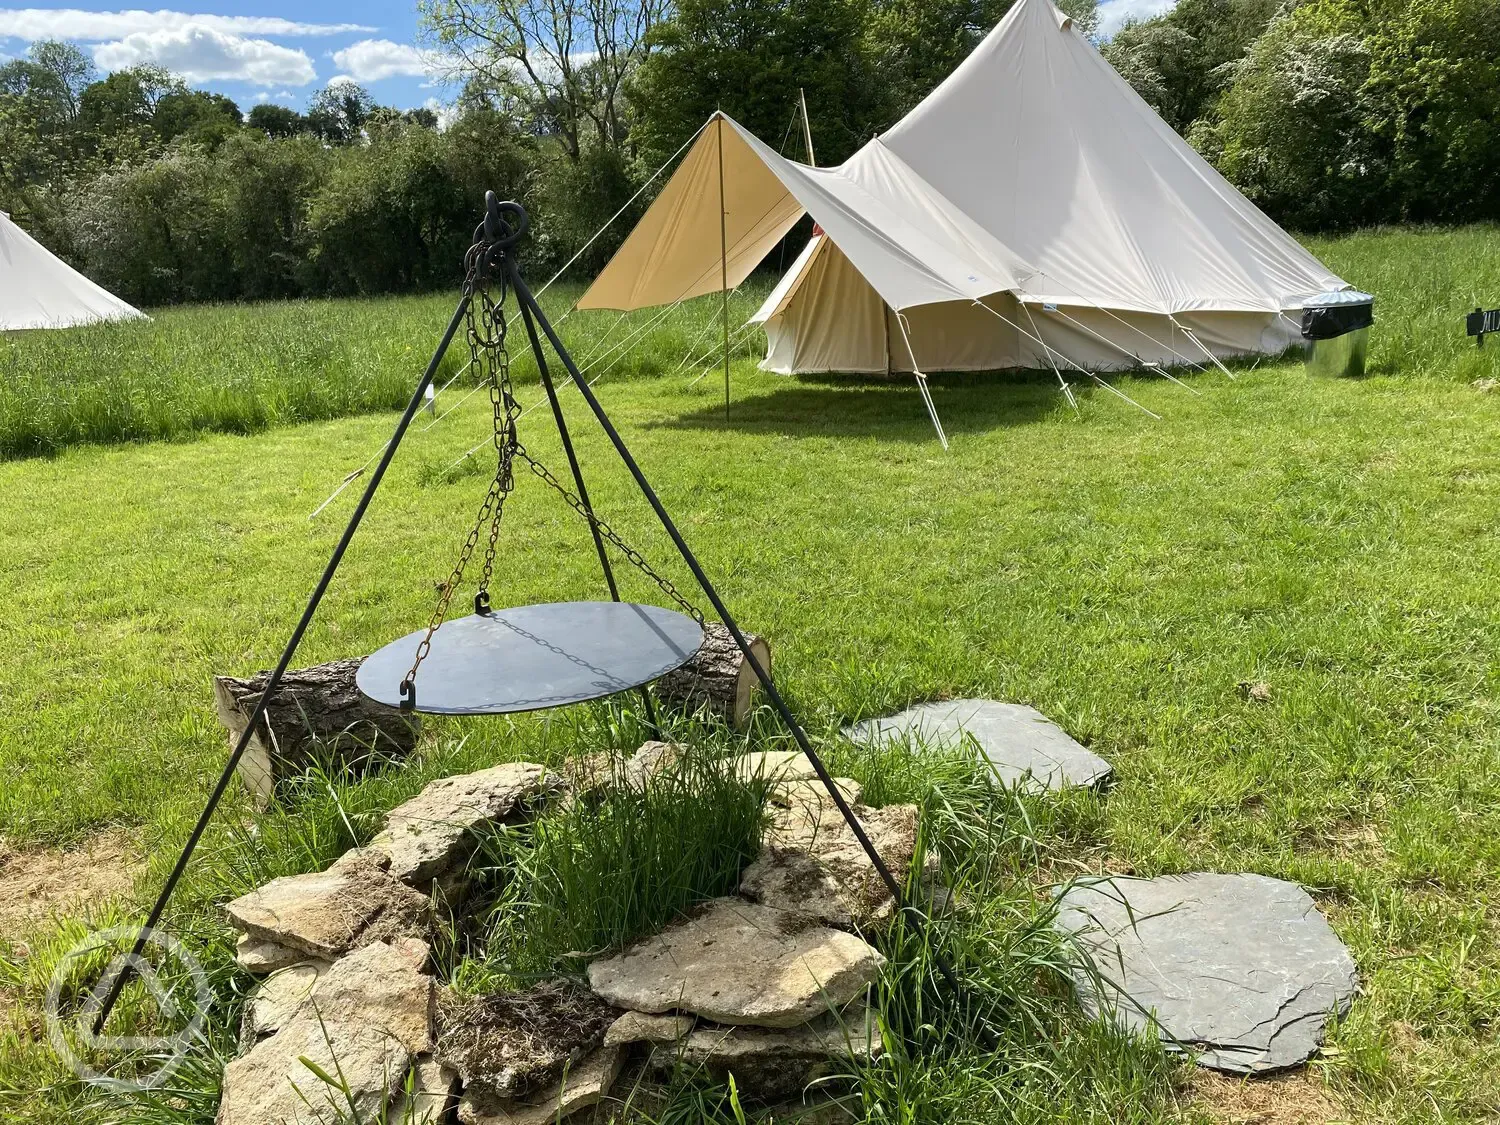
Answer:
1053 872 1358 1074
844 699 1111 791
357 602 704 715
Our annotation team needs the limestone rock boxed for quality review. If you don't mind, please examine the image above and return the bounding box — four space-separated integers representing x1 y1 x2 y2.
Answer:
436 980 620 1101
647 1004 883 1100
239 960 330 1048
370 762 562 886
562 742 685 804
218 1017 411 1125
220 940 435 1123
587 898 884 1028
234 933 306 975
846 699 1112 791
387 1055 460 1125
603 1011 695 1048
303 938 434 1053
1054 873 1358 1074
458 1044 625 1125
734 750 817 784
223 849 430 959
741 800 927 930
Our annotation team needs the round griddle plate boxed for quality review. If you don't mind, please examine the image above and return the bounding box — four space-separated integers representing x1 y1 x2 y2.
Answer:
356 601 705 715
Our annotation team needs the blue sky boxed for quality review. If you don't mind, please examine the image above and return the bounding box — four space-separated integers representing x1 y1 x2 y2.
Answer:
0 2 449 113
0 0 1172 119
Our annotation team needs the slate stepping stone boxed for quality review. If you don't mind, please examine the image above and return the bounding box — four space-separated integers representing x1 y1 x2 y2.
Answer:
1053 872 1358 1074
845 699 1111 791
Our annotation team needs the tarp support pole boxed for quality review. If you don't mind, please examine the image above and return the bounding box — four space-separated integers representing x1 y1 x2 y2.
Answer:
717 114 731 421
896 312 949 449
799 88 817 167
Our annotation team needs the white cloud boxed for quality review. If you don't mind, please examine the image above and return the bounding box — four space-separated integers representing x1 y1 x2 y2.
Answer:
93 24 316 86
1096 0 1177 36
0 8 372 41
331 38 443 83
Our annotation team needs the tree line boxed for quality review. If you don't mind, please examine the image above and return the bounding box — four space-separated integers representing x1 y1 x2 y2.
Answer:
2 0 1495 307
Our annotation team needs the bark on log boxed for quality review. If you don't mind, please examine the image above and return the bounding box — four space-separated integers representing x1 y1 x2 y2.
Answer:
653 623 770 728
213 657 419 806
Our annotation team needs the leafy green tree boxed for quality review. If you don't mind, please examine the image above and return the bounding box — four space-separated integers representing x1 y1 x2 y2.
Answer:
1200 0 1381 228
307 80 377 145
2 40 94 123
66 147 231 304
79 65 181 137
421 0 668 160
0 40 97 205
153 89 242 147
1104 0 1277 134
247 103 308 139
1363 0 1500 222
214 132 330 297
629 0 885 171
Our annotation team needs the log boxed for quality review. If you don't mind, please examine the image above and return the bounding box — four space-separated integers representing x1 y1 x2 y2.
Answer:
213 657 419 806
654 623 770 728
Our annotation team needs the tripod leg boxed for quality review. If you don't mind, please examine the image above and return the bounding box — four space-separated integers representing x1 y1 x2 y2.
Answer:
507 263 961 996
91 289 475 1035
514 298 661 737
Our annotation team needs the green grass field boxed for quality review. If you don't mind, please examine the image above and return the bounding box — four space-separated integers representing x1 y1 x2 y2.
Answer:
3 225 1500 1122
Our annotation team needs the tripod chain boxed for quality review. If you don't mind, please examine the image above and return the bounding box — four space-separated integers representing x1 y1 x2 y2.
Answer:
401 268 521 706
514 444 705 626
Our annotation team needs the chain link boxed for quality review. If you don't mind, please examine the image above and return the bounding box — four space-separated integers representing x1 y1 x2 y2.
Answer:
402 253 520 700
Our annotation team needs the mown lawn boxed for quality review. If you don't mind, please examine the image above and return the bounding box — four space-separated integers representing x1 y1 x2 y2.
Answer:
2 225 1500 1121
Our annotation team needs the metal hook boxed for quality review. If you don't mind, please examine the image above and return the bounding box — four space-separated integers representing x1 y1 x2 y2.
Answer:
483 193 528 249
398 678 416 711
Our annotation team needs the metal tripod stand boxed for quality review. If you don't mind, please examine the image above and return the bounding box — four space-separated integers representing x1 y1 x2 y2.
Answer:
92 193 955 1037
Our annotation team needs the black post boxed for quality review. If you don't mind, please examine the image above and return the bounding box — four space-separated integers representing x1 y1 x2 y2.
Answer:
91 288 475 1035
515 296 660 734
504 254 961 994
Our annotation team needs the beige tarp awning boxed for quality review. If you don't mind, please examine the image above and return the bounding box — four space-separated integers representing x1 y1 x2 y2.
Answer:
577 116 805 311
579 113 1030 314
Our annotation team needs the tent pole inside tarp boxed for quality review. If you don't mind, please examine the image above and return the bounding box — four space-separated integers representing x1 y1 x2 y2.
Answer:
717 114 731 421
799 88 816 166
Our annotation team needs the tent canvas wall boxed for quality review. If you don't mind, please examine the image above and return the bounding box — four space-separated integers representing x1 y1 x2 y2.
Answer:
0 211 146 331
579 0 1348 430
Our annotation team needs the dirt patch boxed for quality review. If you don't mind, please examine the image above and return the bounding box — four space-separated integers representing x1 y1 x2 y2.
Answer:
1192 1070 1347 1125
0 829 143 939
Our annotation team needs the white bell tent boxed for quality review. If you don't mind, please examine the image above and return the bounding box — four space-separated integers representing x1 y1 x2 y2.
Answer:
0 211 146 331
578 0 1347 441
